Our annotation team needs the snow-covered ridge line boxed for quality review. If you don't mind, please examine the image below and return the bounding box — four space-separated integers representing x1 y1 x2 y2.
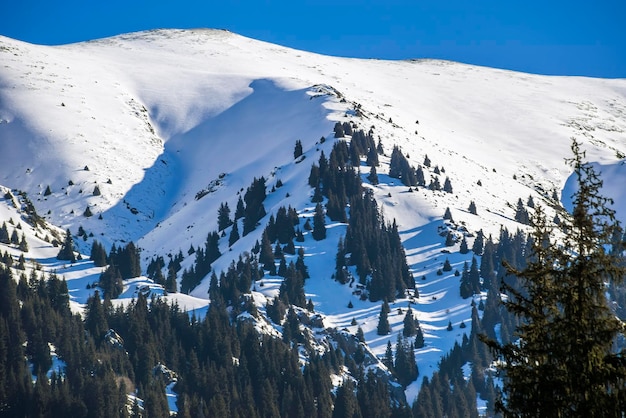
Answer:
1 28 625 404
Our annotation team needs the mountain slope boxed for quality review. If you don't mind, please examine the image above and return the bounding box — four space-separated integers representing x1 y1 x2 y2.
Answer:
1 29 626 406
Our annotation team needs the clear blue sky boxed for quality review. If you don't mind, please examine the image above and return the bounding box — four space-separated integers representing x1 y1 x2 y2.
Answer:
2 0 624 78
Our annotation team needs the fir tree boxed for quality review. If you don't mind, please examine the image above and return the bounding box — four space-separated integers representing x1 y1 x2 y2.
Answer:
459 236 469 254
468 200 477 215
367 165 379 185
376 300 390 335
312 203 327 241
217 202 232 231
403 307 417 337
294 139 303 159
228 220 240 246
483 140 626 417
235 195 245 220
18 234 28 252
56 229 76 262
0 222 9 244
90 240 108 267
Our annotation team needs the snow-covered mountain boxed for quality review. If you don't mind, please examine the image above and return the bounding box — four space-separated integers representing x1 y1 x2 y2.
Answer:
1 28 626 405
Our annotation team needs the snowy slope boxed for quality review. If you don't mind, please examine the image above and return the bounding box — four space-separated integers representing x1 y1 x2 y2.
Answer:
1 29 626 401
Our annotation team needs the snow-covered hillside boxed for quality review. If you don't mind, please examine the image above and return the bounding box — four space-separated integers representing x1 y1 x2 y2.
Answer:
1 28 626 402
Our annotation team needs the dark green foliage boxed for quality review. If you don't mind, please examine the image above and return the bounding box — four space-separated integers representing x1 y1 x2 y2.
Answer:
459 235 469 254
312 203 327 241
242 176 267 236
394 334 418 387
367 165 379 185
83 206 93 217
472 229 484 255
442 258 452 271
279 262 306 307
90 240 108 267
228 220 240 246
514 197 530 224
483 140 626 417
402 307 417 337
217 201 232 231
165 265 177 293
443 177 453 193
414 326 425 349
266 295 286 323
294 139 304 159
18 233 28 252
376 300 390 335
44 185 52 196
109 241 141 279
56 229 76 262
343 189 413 302
10 228 19 245
333 121 345 138
445 231 455 246
92 185 101 196
0 221 9 244
333 379 360 418
468 200 477 215
389 146 417 186
235 195 245 220
98 265 123 298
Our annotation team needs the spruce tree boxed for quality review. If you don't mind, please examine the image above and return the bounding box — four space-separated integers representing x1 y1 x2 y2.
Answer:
376 300 390 335
217 202 232 231
483 140 626 417
56 229 76 262
312 203 327 241
294 139 303 159
228 220 240 246
403 307 417 337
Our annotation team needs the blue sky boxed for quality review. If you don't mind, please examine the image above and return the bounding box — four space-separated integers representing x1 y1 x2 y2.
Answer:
2 0 624 78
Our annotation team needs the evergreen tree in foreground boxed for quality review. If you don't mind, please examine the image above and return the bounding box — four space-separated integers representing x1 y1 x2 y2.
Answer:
482 140 626 417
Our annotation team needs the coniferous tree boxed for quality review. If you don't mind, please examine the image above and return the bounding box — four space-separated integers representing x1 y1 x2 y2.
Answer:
376 300 390 335
403 307 417 337
514 197 530 224
472 229 484 255
165 265 177 293
235 195 245 220
243 177 267 236
56 229 76 262
367 165 379 185
90 240 108 267
18 234 28 252
228 220 240 246
0 222 9 244
414 325 425 349
99 265 123 298
459 261 473 299
294 139 303 159
312 203 327 241
217 202 232 231
459 235 469 254
468 200 477 215
10 229 19 245
483 140 626 417
394 334 419 387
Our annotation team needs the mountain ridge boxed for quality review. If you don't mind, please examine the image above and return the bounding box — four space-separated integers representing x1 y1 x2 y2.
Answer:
1 28 626 410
